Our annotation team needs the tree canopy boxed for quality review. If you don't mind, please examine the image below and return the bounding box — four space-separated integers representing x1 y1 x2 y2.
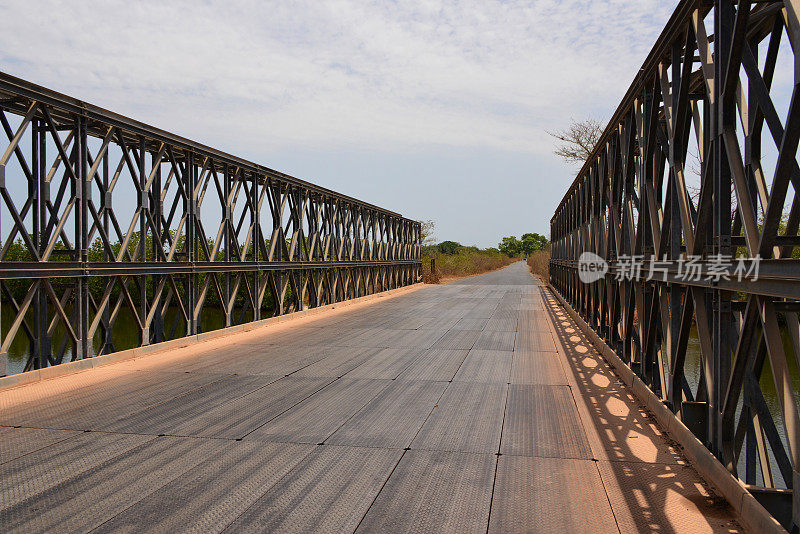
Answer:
498 233 548 257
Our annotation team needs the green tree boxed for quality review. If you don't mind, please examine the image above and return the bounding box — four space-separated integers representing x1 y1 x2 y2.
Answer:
498 236 521 257
437 240 461 255
520 233 549 254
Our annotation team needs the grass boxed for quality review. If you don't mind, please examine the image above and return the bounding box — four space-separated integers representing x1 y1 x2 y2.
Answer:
527 245 550 282
422 246 516 283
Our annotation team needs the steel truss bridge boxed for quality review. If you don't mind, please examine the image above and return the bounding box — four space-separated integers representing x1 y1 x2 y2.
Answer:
0 73 421 376
0 0 797 532
551 0 800 529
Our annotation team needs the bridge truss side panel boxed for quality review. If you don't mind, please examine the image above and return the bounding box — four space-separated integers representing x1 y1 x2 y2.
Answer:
0 73 421 376
551 0 800 529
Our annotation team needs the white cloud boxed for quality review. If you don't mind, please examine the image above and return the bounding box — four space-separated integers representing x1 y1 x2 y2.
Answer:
0 0 681 246
0 0 675 156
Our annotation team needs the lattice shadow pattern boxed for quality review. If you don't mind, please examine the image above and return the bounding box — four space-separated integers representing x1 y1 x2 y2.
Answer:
551 0 800 529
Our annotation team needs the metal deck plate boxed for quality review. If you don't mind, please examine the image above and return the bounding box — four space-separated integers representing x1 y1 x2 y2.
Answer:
168 376 334 439
453 317 490 331
431 329 480 350
291 346 378 378
472 330 516 351
90 442 315 533
0 433 157 514
411 382 507 453
0 369 226 428
194 344 331 376
0 427 79 465
326 380 447 448
509 351 568 385
1 436 226 533
516 310 553 332
222 445 402 533
245 378 390 444
416 316 461 330
452 350 512 384
380 328 450 349
596 460 742 533
501 385 592 459
483 315 517 331
514 329 557 352
356 450 495 533
100 375 278 435
344 348 425 379
395 349 469 381
488 456 618 533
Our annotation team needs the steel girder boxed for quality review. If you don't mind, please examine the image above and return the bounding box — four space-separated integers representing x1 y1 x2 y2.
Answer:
551 0 800 529
0 72 421 377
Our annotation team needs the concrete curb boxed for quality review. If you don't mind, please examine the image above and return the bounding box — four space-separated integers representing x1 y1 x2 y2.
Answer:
0 283 427 393
547 284 786 534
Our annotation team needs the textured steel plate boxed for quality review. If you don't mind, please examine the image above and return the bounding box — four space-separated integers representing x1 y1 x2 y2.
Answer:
516 310 553 332
0 427 80 465
472 330 516 351
0 432 156 512
450 263 534 285
514 329 556 352
326 380 447 448
245 378 390 443
90 442 315 533
596 460 743 533
0 368 122 414
501 385 591 459
416 316 461 330
222 445 402 533
483 316 517 332
0 436 225 534
101 375 278 435
194 344 330 376
488 456 618 533
291 346 378 378
392 316 431 330
509 351 568 385
462 305 499 319
356 450 495 533
168 376 334 439
411 382 507 453
453 318 489 331
431 330 480 350
452 350 512 384
345 348 425 379
395 349 469 381
1 370 231 429
379 328 449 349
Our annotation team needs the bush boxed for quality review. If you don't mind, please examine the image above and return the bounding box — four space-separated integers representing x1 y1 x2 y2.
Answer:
422 244 515 284
527 245 550 281
437 241 461 255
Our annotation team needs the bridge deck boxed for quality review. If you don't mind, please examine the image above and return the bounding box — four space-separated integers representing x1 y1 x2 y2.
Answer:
0 262 742 533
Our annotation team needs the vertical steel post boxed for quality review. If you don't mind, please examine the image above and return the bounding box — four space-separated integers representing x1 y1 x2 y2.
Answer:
138 137 148 345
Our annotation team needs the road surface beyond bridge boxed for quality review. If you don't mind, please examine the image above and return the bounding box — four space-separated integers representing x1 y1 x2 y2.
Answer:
0 262 742 533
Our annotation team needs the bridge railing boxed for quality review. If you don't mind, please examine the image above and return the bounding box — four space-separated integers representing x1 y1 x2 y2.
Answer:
551 0 800 528
0 72 421 376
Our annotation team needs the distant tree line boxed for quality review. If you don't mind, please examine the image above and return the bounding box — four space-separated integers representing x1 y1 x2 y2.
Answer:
497 233 548 257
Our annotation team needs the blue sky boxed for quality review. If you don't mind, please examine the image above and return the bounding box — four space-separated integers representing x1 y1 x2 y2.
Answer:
0 0 676 247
